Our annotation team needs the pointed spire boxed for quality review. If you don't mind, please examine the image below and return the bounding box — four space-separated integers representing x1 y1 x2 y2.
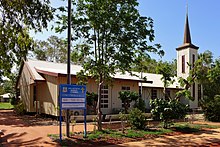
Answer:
176 5 199 50
183 11 191 44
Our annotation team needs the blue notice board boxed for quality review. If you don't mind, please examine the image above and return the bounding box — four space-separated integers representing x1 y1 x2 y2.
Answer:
59 84 87 141
59 84 86 110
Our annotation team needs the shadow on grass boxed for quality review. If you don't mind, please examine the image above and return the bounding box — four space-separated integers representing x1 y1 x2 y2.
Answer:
172 126 200 133
171 123 220 134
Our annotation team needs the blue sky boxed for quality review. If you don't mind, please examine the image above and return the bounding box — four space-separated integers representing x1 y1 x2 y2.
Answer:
137 0 220 61
32 0 220 61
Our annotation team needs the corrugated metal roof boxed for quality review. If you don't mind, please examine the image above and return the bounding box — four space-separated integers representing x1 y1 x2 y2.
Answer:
139 73 182 89
26 60 45 81
113 72 142 81
27 59 143 81
26 59 181 89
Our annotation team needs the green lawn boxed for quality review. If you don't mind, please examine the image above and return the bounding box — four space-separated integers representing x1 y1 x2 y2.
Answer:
0 102 14 109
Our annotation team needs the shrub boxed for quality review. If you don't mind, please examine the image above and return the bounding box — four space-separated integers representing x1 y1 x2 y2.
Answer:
86 91 98 114
10 97 19 105
201 95 220 122
127 108 146 130
150 98 168 120
150 98 189 128
118 91 139 113
14 101 26 115
134 98 146 112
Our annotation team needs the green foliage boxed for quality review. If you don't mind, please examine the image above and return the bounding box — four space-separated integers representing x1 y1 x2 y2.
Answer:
0 80 12 95
150 98 168 120
182 51 220 122
150 98 189 128
86 91 98 114
33 36 68 63
128 129 173 136
173 122 220 132
48 128 173 146
118 91 139 113
201 95 220 122
176 89 194 101
86 92 98 106
156 61 176 82
10 97 19 105
173 123 200 133
127 108 147 130
56 0 163 131
0 0 54 80
86 127 171 140
126 129 145 138
119 112 127 121
179 50 220 101
87 131 103 140
71 44 90 65
0 78 17 101
195 51 213 84
133 59 176 75
134 97 146 112
14 101 26 115
2 80 13 93
0 86 4 95
156 61 175 99
76 70 88 85
205 59 220 97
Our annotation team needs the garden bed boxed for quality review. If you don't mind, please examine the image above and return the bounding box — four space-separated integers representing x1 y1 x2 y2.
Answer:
48 122 220 147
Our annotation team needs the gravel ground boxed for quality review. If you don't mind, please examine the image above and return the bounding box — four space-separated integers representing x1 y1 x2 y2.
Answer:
1 110 220 147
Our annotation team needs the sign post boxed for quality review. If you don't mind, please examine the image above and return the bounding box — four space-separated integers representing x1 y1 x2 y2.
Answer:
66 0 72 138
59 84 87 141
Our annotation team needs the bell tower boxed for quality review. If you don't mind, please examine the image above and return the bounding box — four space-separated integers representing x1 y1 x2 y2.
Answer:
176 11 199 108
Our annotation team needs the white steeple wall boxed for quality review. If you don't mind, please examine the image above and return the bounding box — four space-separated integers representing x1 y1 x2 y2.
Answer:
177 47 199 109
176 12 199 109
177 47 198 78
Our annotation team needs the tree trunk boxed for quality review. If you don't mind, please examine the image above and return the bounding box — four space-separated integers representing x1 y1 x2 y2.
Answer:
201 84 203 100
124 101 129 114
96 80 103 131
164 86 167 100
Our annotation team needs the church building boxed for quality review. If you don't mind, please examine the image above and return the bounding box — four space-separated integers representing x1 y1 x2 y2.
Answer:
16 12 199 116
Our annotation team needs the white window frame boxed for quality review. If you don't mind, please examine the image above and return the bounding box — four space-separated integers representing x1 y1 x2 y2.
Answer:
101 85 108 108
